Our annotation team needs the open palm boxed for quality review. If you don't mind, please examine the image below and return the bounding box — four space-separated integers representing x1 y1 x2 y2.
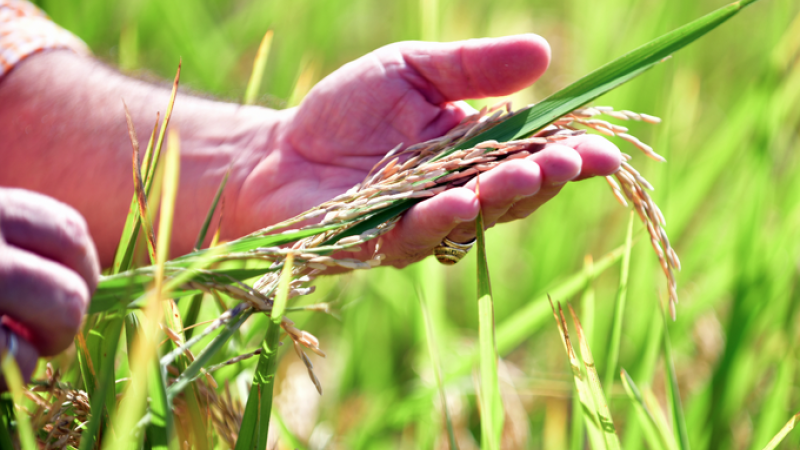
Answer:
237 35 622 267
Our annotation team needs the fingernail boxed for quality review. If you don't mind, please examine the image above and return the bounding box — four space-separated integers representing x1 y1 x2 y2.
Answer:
455 214 478 223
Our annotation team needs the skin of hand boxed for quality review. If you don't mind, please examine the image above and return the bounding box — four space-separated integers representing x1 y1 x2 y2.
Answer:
0 188 100 385
235 34 623 267
0 34 621 375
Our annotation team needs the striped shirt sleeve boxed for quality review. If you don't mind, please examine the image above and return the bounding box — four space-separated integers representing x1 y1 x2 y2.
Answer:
0 0 90 78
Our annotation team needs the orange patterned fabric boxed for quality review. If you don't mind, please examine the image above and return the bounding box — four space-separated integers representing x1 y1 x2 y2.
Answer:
0 0 90 77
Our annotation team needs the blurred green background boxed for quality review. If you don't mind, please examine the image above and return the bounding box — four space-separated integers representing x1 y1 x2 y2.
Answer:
33 0 800 448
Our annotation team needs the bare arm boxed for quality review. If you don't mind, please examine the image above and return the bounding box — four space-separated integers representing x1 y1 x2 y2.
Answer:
0 50 281 265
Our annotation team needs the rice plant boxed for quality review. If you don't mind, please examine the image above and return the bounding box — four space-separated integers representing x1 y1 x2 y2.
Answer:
5 0 800 448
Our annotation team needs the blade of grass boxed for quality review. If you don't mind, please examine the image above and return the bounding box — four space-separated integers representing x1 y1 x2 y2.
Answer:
155 128 181 288
660 302 691 450
620 368 675 450
235 253 295 450
445 241 628 386
452 0 763 150
550 298 605 448
644 389 681 450
75 327 97 396
751 349 796 449
165 307 253 400
0 406 13 450
103 126 183 450
147 126 185 449
243 30 273 105
79 311 124 450
568 304 621 450
145 61 181 192
194 169 230 252
125 101 157 264
112 60 180 273
389 242 630 427
113 113 159 274
103 304 159 450
417 289 458 450
760 413 800 450
572 255 597 450
274 409 309 450
475 178 503 450
182 293 205 341
604 211 635 397
1 349 35 450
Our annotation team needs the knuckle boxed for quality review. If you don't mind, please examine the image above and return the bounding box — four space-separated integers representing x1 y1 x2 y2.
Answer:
55 277 89 334
60 209 91 245
506 207 533 221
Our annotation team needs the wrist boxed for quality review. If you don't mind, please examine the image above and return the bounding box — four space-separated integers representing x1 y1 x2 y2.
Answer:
217 106 296 242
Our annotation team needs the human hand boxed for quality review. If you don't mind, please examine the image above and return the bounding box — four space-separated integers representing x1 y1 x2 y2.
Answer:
0 188 99 383
234 35 622 267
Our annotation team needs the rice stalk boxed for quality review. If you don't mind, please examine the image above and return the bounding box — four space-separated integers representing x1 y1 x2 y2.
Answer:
760 413 800 450
1 350 36 450
475 177 503 450
604 211 635 397
417 290 458 450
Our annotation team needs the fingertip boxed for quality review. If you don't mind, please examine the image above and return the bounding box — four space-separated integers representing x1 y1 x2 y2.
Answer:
566 135 623 177
528 145 583 184
399 188 479 241
466 159 543 201
466 34 551 97
432 187 480 223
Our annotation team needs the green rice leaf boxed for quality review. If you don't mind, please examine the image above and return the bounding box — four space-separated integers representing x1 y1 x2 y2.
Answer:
124 101 157 265
620 368 675 450
454 0 762 151
660 304 690 450
146 61 181 192
79 313 124 450
166 308 253 400
1 349 36 450
274 410 309 450
571 256 597 450
236 253 295 450
194 169 230 252
568 304 621 450
418 290 458 450
760 413 800 450
752 352 796 448
604 211 634 397
112 113 159 274
475 180 503 450
0 407 14 450
550 298 605 448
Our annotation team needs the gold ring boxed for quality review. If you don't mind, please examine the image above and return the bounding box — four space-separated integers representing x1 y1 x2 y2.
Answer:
434 237 476 265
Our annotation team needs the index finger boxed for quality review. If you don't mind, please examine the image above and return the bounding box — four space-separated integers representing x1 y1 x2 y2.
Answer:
0 188 100 292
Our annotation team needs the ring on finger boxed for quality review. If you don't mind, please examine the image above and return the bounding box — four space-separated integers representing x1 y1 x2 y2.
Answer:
434 237 476 265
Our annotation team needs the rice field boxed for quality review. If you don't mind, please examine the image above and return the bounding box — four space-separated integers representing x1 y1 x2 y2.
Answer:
13 0 800 448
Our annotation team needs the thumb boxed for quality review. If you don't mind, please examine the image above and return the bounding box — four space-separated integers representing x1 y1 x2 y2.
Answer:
389 34 551 103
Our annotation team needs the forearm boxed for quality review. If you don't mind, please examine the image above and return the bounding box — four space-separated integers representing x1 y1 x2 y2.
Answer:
0 50 283 266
